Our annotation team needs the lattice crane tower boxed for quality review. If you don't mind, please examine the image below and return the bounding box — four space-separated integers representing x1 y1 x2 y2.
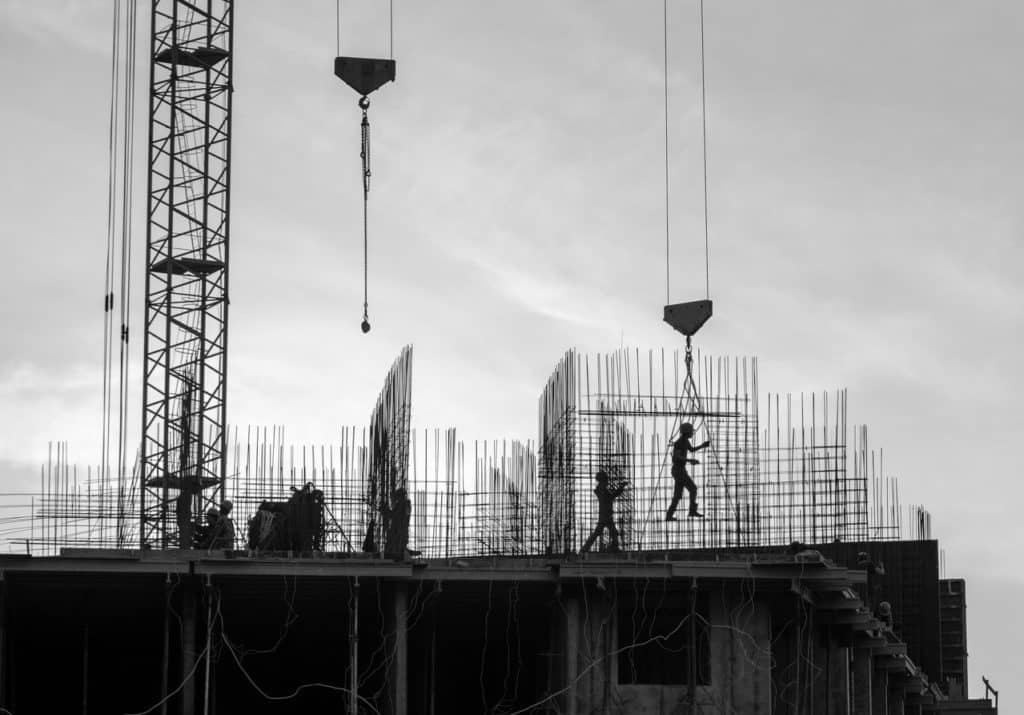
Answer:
140 0 233 549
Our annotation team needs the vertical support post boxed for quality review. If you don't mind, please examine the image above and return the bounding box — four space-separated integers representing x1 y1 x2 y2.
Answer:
428 608 436 715
82 625 89 715
0 574 6 712
386 582 408 715
349 576 359 715
182 582 197 715
161 575 171 715
851 646 872 715
688 577 698 715
827 642 851 715
562 589 580 715
203 576 213 715
872 663 888 715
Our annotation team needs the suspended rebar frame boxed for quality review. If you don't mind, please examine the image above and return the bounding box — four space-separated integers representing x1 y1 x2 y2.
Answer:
140 0 234 548
361 346 413 553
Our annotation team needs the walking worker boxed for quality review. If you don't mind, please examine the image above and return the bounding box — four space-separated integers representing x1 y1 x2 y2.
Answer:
581 470 625 553
666 422 710 520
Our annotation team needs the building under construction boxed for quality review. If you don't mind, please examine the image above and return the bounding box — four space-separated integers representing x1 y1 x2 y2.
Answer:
1 2 999 714
7 344 998 715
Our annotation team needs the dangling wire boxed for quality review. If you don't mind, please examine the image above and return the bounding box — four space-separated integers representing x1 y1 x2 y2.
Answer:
360 96 372 333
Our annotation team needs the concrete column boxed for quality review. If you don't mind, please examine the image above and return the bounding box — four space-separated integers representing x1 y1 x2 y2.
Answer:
850 647 873 715
887 685 904 715
871 666 888 715
562 591 581 715
385 582 408 715
827 643 850 715
181 584 197 715
0 575 6 712
715 588 772 714
810 631 829 711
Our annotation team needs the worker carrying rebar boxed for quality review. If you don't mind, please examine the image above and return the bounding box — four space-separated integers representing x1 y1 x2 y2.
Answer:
666 422 710 520
581 470 624 553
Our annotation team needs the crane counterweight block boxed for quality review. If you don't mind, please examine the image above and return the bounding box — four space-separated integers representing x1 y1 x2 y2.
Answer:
334 56 396 97
663 299 713 337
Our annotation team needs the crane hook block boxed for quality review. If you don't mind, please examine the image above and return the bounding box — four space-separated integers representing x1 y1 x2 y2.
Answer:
334 57 396 97
663 300 713 337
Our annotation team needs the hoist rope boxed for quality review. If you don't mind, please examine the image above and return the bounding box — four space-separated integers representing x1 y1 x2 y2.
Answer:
698 0 710 299
663 0 670 304
101 0 122 487
116 0 139 507
663 0 712 302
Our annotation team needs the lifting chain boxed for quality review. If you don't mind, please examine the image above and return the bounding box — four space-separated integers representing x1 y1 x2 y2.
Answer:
359 95 371 198
359 95 371 333
684 335 694 383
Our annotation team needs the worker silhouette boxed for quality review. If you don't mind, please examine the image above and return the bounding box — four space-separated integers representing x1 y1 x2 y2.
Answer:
666 423 710 520
581 470 624 553
384 487 416 559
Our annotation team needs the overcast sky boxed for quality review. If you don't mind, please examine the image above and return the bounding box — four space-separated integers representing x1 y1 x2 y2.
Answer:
1 0 1021 705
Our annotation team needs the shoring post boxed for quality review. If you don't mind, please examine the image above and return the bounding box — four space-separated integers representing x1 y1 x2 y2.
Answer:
82 625 89 714
161 573 171 715
181 579 197 715
0 574 6 711
349 576 359 714
203 575 213 715
385 581 408 715
688 577 698 715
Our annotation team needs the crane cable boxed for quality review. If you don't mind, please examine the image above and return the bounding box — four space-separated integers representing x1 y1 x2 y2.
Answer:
337 0 394 333
664 0 711 303
101 0 122 491
101 0 138 531
698 0 710 300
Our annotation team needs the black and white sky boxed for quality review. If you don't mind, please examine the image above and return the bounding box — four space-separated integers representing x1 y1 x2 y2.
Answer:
1 0 1022 705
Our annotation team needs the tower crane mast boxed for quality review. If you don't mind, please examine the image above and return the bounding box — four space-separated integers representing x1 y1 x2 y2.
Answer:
140 0 233 548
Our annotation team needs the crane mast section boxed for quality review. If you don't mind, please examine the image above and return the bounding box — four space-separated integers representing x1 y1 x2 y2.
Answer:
140 0 233 549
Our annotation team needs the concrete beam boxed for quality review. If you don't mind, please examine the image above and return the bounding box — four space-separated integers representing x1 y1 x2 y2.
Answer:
1 559 189 575
194 559 412 578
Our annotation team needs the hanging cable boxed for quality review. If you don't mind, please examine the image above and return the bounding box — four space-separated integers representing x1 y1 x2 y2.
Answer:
116 0 139 528
101 0 123 490
664 0 670 304
698 0 710 299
